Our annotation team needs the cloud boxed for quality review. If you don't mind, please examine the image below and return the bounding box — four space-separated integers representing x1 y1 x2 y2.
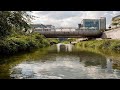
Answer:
33 11 82 20
31 11 120 28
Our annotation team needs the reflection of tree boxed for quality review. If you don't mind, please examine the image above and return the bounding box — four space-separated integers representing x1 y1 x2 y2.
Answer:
112 59 120 70
78 51 107 68
0 47 50 79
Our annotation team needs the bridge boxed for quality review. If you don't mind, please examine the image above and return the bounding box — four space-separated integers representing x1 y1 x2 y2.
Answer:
33 28 103 38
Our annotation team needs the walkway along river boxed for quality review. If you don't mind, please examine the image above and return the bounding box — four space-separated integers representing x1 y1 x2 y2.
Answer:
1 43 120 79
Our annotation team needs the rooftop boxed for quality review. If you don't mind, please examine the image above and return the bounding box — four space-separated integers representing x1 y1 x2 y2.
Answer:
31 24 55 28
112 15 120 20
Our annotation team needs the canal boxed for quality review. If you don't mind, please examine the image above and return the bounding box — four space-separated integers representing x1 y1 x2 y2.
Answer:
1 43 120 79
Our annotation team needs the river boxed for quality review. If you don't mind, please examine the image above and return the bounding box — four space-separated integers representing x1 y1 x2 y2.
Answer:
1 43 120 79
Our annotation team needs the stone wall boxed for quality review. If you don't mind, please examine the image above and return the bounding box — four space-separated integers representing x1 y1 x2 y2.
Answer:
101 28 120 39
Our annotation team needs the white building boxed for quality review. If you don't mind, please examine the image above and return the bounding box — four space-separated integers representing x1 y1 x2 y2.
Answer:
111 15 120 29
31 24 55 31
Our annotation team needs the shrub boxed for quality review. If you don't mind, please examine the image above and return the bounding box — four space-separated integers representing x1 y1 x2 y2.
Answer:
0 32 50 55
76 39 120 52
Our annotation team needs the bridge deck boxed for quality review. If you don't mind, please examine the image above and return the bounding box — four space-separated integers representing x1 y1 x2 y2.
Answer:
34 30 102 38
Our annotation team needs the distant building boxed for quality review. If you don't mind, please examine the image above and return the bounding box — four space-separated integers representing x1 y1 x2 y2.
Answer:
76 17 106 30
112 15 120 21
45 25 55 29
31 24 55 31
111 15 120 28
99 17 106 30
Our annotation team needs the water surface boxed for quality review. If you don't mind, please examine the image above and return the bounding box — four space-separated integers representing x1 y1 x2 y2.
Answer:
0 43 120 79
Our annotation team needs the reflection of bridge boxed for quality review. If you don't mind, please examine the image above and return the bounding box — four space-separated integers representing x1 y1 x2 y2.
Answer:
57 43 73 52
34 29 103 38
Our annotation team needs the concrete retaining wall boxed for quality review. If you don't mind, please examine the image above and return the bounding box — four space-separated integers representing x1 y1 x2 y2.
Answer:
101 28 120 39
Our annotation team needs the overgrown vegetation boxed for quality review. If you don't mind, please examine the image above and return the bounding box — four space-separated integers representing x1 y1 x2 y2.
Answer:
0 11 50 55
76 39 120 52
47 38 60 44
0 11 32 38
61 38 76 44
0 32 50 55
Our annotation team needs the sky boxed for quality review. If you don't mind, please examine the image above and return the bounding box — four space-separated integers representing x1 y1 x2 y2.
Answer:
31 11 120 28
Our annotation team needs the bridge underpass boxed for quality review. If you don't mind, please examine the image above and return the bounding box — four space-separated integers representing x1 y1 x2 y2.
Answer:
34 29 103 38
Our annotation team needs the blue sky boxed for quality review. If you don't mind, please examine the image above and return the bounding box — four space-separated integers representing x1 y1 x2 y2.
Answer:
31 11 120 28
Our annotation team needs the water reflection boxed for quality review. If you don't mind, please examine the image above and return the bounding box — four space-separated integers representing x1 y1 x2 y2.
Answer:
9 47 120 79
1 44 120 79
57 43 73 52
9 55 120 79
106 58 113 73
78 51 107 69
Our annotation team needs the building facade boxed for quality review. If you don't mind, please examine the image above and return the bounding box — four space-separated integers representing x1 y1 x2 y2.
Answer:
31 24 55 31
111 15 120 28
99 17 106 30
112 15 120 21
77 17 106 30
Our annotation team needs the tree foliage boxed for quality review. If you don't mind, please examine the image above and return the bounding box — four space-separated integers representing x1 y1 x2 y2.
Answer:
0 11 32 37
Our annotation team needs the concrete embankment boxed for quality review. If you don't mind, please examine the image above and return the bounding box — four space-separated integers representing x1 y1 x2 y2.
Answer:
101 28 120 39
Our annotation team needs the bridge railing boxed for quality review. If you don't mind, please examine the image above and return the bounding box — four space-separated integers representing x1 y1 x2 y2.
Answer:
34 28 99 32
34 29 102 35
33 29 102 38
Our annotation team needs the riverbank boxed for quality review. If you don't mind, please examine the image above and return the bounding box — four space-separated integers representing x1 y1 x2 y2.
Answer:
76 39 120 52
0 32 50 55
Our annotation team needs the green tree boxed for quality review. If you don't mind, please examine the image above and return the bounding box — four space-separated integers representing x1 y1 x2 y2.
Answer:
0 11 32 38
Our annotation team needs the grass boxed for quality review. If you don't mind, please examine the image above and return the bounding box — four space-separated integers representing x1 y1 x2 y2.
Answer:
60 38 76 44
76 39 120 52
